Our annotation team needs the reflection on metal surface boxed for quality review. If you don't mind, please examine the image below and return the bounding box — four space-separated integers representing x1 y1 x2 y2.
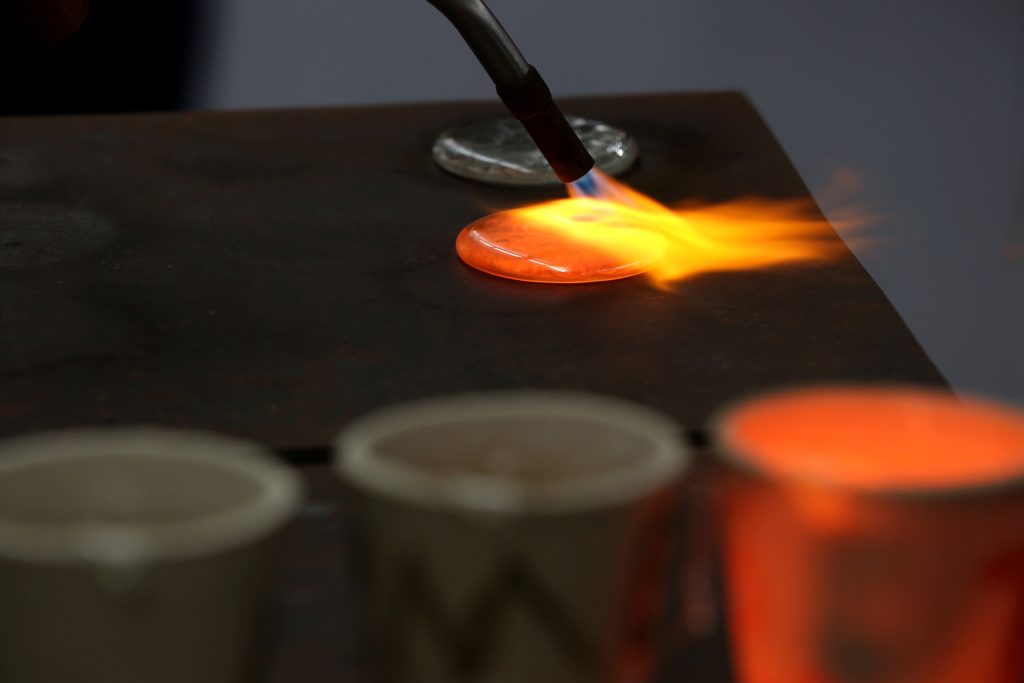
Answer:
433 117 637 186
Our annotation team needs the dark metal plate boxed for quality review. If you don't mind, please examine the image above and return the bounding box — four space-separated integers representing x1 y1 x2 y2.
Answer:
0 93 944 449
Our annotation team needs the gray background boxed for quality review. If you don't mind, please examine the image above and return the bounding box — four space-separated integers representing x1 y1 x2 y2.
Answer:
192 0 1023 402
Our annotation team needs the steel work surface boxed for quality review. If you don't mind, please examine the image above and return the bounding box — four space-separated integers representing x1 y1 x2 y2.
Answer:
1 93 946 683
0 92 944 449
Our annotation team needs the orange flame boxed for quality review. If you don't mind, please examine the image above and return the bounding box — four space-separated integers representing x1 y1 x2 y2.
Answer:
457 170 857 288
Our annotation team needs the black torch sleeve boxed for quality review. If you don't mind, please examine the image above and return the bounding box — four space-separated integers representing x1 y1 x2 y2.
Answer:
496 66 595 184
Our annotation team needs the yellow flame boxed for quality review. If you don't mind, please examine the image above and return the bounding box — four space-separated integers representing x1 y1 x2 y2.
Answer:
457 170 857 287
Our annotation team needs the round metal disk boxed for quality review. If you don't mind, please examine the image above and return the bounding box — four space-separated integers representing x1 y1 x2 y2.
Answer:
433 117 639 187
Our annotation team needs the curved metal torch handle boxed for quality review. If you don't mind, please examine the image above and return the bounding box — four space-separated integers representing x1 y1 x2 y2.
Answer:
426 0 529 87
426 0 596 183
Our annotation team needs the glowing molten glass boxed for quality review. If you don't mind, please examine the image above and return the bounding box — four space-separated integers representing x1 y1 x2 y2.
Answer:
456 170 844 286
717 386 1024 683
456 197 668 283
723 386 1024 491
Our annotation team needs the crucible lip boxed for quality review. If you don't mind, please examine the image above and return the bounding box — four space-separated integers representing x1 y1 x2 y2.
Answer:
0 427 303 564
711 383 1024 502
335 391 690 516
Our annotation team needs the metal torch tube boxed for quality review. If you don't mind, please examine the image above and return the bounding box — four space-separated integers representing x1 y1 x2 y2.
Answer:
426 0 595 183
426 0 529 87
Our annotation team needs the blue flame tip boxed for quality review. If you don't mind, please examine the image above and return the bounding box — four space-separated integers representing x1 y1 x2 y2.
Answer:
571 170 599 198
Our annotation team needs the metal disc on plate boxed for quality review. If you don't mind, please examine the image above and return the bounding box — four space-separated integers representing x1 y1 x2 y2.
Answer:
432 117 639 186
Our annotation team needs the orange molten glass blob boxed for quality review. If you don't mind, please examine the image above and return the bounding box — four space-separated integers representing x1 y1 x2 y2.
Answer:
456 197 668 283
456 170 847 286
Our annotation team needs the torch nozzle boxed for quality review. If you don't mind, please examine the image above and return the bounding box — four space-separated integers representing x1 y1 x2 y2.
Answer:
427 0 595 184
571 170 601 198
